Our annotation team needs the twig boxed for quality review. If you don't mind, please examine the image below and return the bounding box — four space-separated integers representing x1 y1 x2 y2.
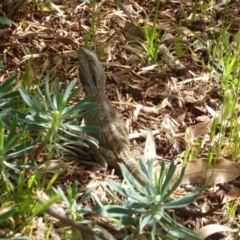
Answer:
37 192 113 240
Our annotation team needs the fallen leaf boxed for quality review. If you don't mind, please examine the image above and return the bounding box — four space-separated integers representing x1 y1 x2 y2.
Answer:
144 130 156 162
40 161 74 174
196 224 237 239
176 109 187 124
147 99 171 113
123 21 145 41
126 54 141 65
205 104 216 116
185 119 213 146
172 158 240 185
218 186 240 203
185 110 224 146
133 104 141 120
56 37 79 47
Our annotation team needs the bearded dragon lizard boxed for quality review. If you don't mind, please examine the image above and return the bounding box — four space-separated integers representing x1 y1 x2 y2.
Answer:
78 47 146 185
78 47 218 217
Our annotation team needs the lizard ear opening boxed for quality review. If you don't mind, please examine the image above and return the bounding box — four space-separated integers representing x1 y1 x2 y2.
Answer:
79 69 88 89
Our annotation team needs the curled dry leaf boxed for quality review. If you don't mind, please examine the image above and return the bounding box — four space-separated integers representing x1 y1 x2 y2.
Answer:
185 119 213 146
112 101 170 114
56 37 79 47
205 104 216 117
196 224 237 239
123 21 145 41
126 54 141 65
161 115 180 134
218 185 240 203
172 158 240 186
133 104 142 120
144 130 156 163
185 110 224 146
129 129 159 139
40 161 74 174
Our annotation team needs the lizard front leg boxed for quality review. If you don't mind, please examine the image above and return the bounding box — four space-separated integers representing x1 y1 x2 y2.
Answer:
71 145 142 173
88 145 108 170
64 145 108 171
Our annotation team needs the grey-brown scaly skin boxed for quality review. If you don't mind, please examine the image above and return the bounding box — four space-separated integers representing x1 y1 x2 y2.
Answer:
78 47 146 185
78 47 218 218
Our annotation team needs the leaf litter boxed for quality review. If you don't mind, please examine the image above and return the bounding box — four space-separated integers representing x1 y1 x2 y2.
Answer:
1 0 240 239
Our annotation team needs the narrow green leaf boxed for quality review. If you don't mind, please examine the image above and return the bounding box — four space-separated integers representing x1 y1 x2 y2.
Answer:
19 88 43 113
160 220 201 239
25 124 48 130
0 99 22 109
53 81 61 110
53 187 70 208
116 215 137 227
107 179 148 203
7 142 36 159
3 161 20 172
0 207 16 223
62 102 97 118
160 160 178 199
0 118 4 152
78 189 93 204
0 75 16 95
7 115 17 144
161 162 187 202
63 79 76 102
25 115 50 123
77 108 99 118
164 185 208 209
0 16 14 25
123 201 150 209
45 73 55 109
139 214 153 233
1 109 29 122
119 163 147 193
64 124 102 133
34 194 60 216
66 85 81 104
97 205 140 218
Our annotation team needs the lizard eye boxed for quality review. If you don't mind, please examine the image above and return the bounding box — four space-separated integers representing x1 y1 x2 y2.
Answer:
88 56 93 64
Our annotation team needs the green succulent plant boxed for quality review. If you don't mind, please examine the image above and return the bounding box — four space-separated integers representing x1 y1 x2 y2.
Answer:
89 160 206 240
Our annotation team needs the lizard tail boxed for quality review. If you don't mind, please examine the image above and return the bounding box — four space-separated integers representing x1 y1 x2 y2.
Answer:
119 151 146 185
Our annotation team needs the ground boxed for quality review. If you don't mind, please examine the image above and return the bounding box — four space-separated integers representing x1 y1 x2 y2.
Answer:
0 0 240 239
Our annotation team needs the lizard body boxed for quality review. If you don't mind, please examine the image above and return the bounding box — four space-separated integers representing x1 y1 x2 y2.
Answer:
78 47 218 218
78 47 146 185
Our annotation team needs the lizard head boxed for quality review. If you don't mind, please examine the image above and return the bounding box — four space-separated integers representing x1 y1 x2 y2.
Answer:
78 48 105 94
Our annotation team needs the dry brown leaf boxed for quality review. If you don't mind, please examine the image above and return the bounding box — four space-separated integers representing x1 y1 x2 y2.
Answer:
129 129 159 139
176 109 187 123
196 224 237 239
205 104 216 116
146 98 171 114
161 116 179 134
185 119 213 146
185 109 225 146
126 54 141 65
40 161 74 174
133 104 141 120
220 186 240 203
144 130 156 162
172 158 240 186
56 37 79 47
123 21 145 41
